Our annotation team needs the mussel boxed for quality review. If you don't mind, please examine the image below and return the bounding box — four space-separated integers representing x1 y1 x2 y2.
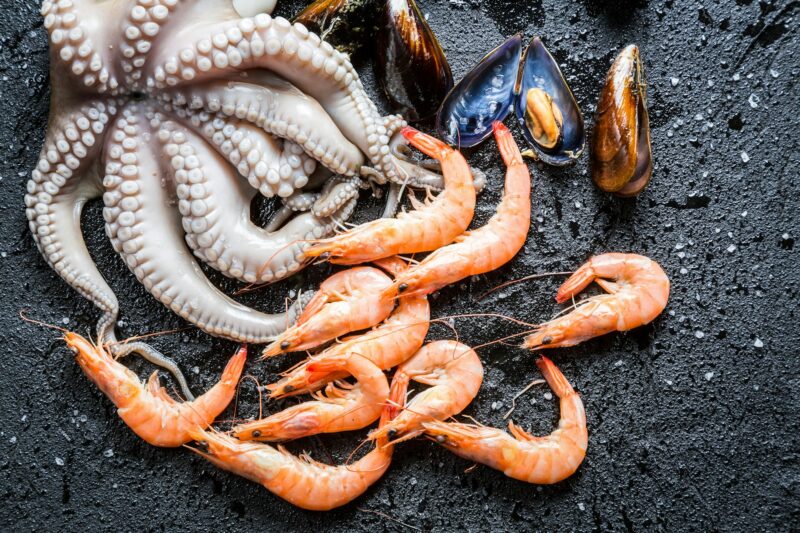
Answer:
515 37 585 165
590 45 652 196
375 0 453 122
293 0 378 57
435 34 523 148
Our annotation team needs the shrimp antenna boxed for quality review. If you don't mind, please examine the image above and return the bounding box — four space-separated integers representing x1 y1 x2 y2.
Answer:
358 508 422 532
477 271 573 301
503 378 546 419
19 310 69 334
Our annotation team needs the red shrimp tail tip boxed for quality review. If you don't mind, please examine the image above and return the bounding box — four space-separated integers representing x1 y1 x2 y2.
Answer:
401 127 451 160
555 265 594 303
305 357 345 377
493 121 524 167
222 345 248 381
535 356 575 398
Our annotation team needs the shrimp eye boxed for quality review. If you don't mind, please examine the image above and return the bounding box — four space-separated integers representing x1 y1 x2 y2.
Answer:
387 429 398 440
252 430 261 438
398 283 408 293
280 341 291 350
283 384 295 393
541 336 553 345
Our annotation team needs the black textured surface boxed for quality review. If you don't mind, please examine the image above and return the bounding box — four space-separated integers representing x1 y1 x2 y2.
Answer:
1 0 798 531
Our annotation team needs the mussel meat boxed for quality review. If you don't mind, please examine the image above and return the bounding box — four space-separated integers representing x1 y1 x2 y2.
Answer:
375 0 453 122
590 45 653 196
293 0 378 57
435 34 523 148
514 37 585 165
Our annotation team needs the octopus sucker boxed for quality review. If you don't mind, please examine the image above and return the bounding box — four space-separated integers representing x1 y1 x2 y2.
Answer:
103 104 305 343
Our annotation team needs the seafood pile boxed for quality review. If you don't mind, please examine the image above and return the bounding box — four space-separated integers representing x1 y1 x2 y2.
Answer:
28 0 670 514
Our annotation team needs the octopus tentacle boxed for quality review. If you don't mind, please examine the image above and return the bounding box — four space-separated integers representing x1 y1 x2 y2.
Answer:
25 100 119 322
313 176 361 219
144 14 412 182
154 115 342 284
161 71 363 177
102 103 304 342
166 104 316 198
41 0 127 94
119 0 181 90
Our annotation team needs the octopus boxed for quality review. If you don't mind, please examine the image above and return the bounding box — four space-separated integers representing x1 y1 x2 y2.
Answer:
25 0 468 395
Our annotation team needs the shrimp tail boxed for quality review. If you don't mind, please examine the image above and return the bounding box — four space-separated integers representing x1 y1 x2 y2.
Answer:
555 264 594 303
401 127 451 160
535 356 574 398
492 121 524 167
304 356 347 378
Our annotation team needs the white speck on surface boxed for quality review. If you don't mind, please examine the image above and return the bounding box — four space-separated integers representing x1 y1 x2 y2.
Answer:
192 366 200 374
754 338 764 348
680 267 688 274
410 477 417 485
543 392 553 401
491 401 503 411
670 77 679 86
665 380 673 386
578 502 586 511
694 113 704 121
727 244 737 253
769 69 779 78
741 210 748 217
103 448 114 458
753 385 759 391
732 73 740 81
748 93 759 108
704 372 714 381
614 360 624 367
695 330 705 339
9 436 17 444
677 251 686 259
21 415 27 423
61 317 69 325
740 151 750 163
574 200 582 208
0 252 6 258
55 457 65 466
675 243 685 250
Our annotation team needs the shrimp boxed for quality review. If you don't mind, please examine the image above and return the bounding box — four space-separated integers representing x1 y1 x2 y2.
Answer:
385 122 532 299
65 332 245 447
188 408 394 511
303 127 477 264
523 253 670 349
231 353 388 441
262 266 395 357
369 340 483 444
267 293 430 398
422 356 587 484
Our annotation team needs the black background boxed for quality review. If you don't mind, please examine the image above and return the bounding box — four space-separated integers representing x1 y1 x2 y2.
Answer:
1 0 798 530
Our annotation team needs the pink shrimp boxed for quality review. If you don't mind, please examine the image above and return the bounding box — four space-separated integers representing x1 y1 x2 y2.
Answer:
385 121 532 299
231 353 388 441
304 127 476 264
524 253 670 349
267 293 430 399
65 332 245 447
188 409 394 511
422 356 587 484
262 266 394 357
368 340 483 444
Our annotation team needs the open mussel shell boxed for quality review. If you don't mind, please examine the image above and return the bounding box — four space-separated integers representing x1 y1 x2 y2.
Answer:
375 0 453 122
590 44 653 195
435 34 523 148
515 37 585 166
293 0 378 57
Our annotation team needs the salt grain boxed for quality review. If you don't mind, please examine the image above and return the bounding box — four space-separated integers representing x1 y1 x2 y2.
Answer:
543 392 553 400
695 331 705 339
670 77 679 86
754 338 763 348
704 372 714 381
55 457 65 466
740 151 750 163
578 502 586 511
103 448 114 458
727 244 737 253
747 94 759 109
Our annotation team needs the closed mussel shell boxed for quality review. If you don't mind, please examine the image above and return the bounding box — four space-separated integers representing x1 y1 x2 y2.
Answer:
375 0 453 122
515 37 585 166
590 44 653 194
436 34 523 148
